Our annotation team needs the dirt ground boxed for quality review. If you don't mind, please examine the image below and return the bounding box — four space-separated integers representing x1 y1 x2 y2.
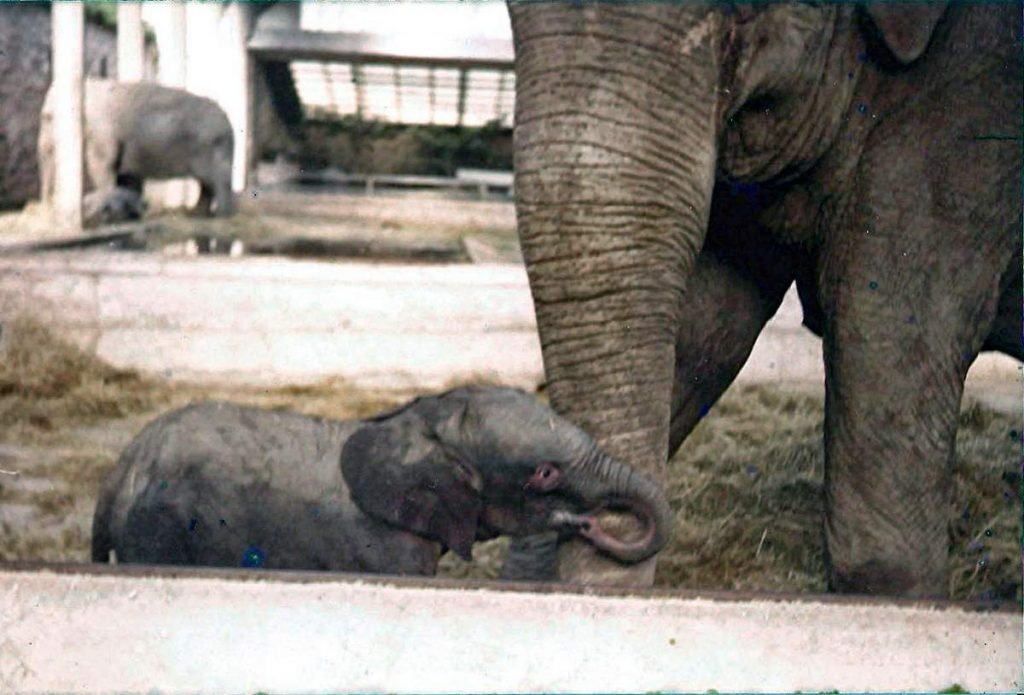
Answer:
1 315 1019 601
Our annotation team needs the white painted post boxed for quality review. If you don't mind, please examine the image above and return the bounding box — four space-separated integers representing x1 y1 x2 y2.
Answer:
220 3 255 193
116 3 145 83
185 3 221 99
159 1 186 88
50 1 85 231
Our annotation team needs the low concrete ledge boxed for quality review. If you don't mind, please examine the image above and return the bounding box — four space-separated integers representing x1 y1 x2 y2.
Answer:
0 253 543 390
0 252 1018 393
0 564 1019 694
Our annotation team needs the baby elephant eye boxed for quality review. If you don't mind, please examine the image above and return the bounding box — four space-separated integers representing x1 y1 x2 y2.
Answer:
526 462 560 492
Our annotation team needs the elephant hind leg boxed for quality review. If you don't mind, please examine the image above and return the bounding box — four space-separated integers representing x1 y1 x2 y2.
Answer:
668 249 794 456
192 182 215 217
669 191 801 456
211 172 235 217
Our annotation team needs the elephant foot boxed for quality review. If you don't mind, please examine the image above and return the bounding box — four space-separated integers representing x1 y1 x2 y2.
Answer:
829 559 947 599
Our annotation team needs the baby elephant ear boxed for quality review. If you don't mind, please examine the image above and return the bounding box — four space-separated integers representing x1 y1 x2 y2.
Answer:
340 420 482 560
863 3 947 64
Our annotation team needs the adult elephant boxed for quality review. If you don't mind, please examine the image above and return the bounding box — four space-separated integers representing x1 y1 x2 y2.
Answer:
38 78 235 217
508 2 1022 596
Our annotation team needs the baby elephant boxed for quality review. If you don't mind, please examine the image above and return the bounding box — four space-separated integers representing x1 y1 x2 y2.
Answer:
82 186 146 227
92 386 673 579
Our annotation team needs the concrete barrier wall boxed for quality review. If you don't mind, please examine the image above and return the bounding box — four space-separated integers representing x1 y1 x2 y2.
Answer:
0 565 1019 694
0 252 1019 392
0 253 542 390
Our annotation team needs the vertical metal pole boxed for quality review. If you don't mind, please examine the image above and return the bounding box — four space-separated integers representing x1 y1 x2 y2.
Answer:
51 1 84 231
117 3 145 83
456 68 468 127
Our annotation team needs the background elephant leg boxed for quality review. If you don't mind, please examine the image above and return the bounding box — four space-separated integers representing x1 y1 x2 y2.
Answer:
668 249 794 455
208 140 235 216
212 177 234 217
193 183 215 217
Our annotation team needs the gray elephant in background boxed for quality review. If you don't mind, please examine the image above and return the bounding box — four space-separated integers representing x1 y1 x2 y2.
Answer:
509 2 1021 596
38 78 235 217
92 386 673 579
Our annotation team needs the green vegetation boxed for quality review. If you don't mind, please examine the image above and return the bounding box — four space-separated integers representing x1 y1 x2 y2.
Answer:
78 2 157 45
83 2 117 31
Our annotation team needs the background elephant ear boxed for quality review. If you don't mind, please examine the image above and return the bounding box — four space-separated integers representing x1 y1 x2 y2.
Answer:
340 419 482 560
863 3 948 64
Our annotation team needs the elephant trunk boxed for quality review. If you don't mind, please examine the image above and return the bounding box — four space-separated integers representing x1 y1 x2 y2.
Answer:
558 444 675 564
509 3 722 479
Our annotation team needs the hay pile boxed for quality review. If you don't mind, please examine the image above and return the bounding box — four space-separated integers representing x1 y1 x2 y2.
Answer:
0 316 168 440
658 385 1022 601
0 317 1019 600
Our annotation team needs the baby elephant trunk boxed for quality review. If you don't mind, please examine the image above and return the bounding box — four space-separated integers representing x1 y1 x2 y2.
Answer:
559 447 674 564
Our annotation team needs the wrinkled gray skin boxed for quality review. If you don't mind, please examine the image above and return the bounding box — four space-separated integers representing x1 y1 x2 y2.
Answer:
82 186 146 228
509 2 1022 596
38 78 234 217
92 386 673 578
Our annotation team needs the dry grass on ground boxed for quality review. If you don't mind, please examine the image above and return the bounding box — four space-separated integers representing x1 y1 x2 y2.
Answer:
1 317 1019 600
658 388 1022 601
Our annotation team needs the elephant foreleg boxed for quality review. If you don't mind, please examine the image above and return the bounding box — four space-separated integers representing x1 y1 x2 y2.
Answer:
819 261 969 597
820 149 1018 597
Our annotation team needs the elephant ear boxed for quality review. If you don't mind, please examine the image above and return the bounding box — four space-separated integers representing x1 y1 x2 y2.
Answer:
863 3 948 64
340 399 482 560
